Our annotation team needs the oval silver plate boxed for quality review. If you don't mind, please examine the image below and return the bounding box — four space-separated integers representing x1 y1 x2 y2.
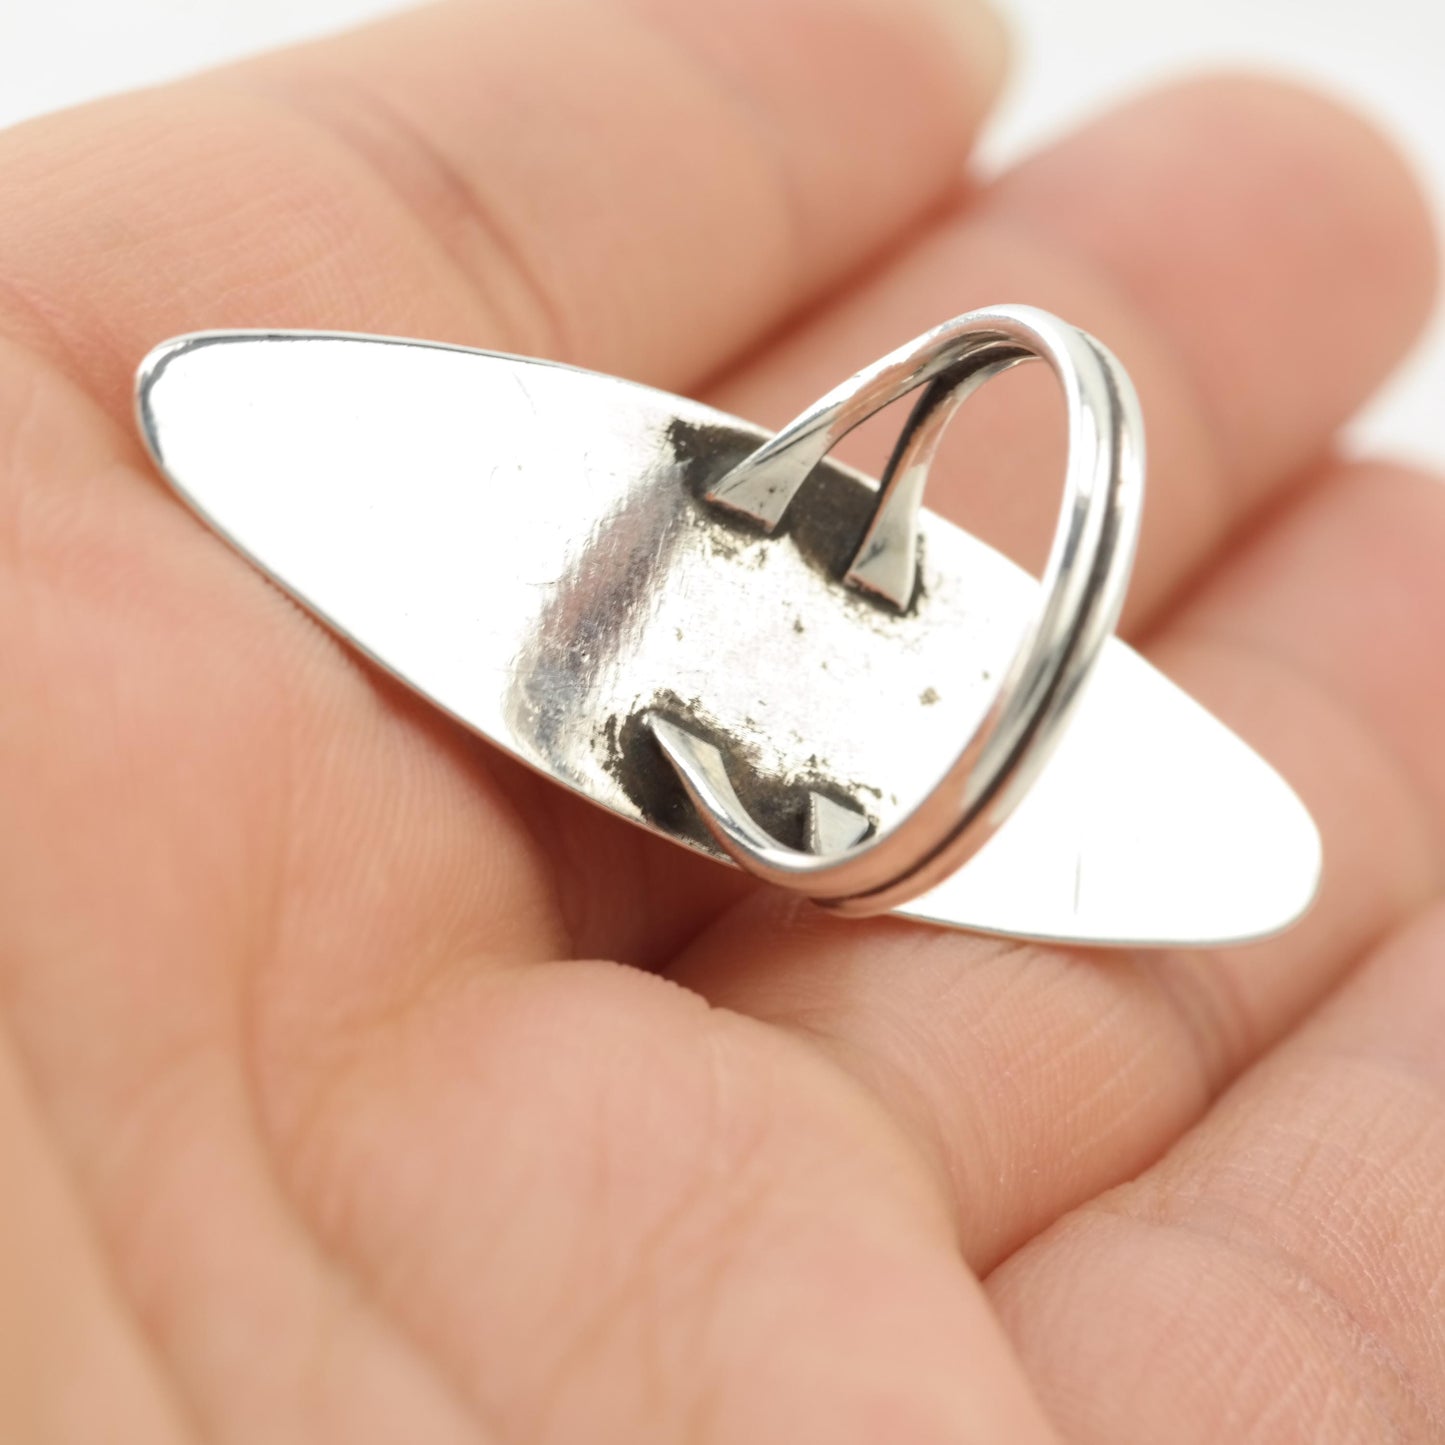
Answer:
136 332 1320 947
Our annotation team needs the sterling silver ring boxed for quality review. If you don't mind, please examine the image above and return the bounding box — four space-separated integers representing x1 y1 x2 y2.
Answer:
135 306 1320 948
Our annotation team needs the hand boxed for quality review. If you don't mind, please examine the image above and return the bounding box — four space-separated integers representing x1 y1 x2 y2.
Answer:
2 2 1441 1440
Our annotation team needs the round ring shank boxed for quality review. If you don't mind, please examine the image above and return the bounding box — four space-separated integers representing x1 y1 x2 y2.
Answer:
651 304 1145 915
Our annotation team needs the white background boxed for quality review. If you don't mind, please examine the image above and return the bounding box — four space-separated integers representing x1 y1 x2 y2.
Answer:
1 0 1440 465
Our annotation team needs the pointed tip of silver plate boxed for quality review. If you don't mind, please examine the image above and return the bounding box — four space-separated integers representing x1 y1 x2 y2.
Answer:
894 644 1324 948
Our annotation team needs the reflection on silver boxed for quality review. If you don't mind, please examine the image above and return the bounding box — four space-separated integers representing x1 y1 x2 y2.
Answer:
135 318 1321 947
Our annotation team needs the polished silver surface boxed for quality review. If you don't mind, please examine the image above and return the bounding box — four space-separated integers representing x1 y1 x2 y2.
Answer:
135 324 1321 946
665 309 1141 915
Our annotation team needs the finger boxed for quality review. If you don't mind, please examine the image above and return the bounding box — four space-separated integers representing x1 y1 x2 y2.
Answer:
0 1028 190 1443
670 457 1445 1269
4 868 1061 1438
984 75 1436 502
707 76 1436 626
248 961 1060 1444
988 902 1445 1443
0 0 1006 417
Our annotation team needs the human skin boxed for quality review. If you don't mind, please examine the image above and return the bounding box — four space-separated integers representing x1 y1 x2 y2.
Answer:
1 0 1443 1440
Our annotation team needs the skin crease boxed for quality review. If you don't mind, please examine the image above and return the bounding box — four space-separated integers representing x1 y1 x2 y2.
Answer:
0 0 1443 1440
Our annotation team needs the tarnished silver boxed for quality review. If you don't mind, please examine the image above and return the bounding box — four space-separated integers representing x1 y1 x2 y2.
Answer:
135 310 1321 947
660 309 1140 915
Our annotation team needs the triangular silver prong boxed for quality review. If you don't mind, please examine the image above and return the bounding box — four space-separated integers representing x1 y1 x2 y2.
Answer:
806 791 870 855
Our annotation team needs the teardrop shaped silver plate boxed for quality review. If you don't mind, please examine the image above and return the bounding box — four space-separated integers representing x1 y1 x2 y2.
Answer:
136 331 1320 947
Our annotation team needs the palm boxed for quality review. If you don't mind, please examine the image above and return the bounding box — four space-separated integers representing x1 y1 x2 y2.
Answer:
3 3 1443 1441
